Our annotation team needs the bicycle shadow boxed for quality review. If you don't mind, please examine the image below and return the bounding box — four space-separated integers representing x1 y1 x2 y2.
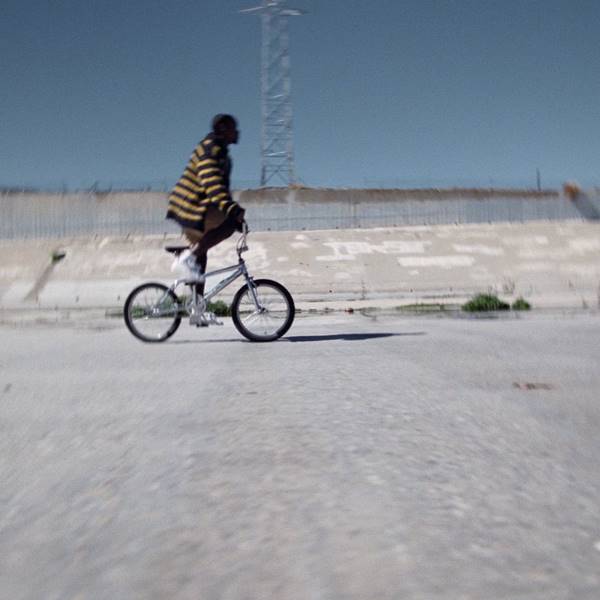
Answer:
170 332 425 344
284 332 425 342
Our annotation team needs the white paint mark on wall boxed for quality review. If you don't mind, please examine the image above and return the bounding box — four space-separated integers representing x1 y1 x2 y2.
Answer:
277 256 289 263
398 256 475 268
316 240 430 261
517 262 554 272
559 264 599 277
291 242 310 249
453 244 504 256
316 242 364 261
454 231 501 241
0 266 25 279
287 269 313 277
211 241 270 271
569 238 600 253
504 236 549 248
518 249 571 260
295 234 308 241
376 241 431 254
470 267 493 281
409 270 419 276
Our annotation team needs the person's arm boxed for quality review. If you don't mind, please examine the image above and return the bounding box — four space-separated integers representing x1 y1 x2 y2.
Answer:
195 144 244 221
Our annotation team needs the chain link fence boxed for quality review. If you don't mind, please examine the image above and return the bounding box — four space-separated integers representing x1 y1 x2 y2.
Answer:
1 188 596 240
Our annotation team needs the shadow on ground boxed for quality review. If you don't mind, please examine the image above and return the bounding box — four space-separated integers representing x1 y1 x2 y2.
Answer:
285 332 425 342
170 332 425 344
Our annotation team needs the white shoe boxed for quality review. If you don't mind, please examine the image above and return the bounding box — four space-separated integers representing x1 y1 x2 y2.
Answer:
204 312 223 326
189 311 222 327
189 310 209 327
171 249 190 273
173 250 204 280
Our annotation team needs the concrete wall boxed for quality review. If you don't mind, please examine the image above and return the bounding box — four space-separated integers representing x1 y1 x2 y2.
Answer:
2 221 599 311
1 188 599 239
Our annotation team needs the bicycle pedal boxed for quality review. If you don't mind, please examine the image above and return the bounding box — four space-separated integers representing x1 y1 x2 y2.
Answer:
203 312 223 326
189 313 208 326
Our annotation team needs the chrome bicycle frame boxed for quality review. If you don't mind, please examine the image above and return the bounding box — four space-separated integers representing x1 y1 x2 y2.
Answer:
168 262 248 311
166 225 261 316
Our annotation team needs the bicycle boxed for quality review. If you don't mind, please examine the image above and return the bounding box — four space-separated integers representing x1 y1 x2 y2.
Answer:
123 223 295 343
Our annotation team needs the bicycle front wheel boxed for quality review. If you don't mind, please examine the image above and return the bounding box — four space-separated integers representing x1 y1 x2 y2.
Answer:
124 282 182 343
231 278 295 342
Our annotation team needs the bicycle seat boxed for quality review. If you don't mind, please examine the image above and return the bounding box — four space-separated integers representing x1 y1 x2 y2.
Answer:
164 245 190 256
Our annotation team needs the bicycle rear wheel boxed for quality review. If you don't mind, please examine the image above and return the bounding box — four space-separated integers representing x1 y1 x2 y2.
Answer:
124 282 182 342
231 278 295 342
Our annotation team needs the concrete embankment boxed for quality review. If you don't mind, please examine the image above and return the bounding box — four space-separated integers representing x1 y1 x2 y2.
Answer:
1 221 599 314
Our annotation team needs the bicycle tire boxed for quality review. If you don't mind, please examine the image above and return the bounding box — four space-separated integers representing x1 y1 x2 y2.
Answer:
124 282 182 343
231 278 295 342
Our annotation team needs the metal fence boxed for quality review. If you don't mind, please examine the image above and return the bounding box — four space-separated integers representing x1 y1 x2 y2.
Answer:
1 188 597 240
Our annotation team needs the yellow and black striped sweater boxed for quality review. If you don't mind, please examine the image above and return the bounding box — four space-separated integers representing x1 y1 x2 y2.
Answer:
166 134 243 231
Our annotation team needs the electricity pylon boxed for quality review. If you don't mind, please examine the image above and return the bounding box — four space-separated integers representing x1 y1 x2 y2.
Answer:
241 1 304 187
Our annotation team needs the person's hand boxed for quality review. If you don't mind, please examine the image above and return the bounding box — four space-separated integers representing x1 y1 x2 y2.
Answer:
234 208 246 231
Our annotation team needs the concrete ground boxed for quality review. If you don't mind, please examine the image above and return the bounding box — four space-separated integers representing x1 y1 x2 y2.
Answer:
1 221 600 314
1 312 600 599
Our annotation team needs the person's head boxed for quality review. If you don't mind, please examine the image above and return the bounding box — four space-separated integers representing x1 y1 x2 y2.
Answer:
212 114 239 145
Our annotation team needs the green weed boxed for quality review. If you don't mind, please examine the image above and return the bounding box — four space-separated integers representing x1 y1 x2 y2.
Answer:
511 297 531 311
207 300 231 316
462 293 510 312
50 249 66 263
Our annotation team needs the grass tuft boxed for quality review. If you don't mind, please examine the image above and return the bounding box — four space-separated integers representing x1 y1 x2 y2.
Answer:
511 297 531 311
462 293 510 312
50 249 66 263
207 300 231 317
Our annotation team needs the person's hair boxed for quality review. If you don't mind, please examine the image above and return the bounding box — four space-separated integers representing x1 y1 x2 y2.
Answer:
211 114 237 132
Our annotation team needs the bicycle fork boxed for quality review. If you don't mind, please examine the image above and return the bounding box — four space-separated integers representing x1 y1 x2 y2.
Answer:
242 267 264 313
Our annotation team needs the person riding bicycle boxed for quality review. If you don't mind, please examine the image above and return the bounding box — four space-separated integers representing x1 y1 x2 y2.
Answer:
166 114 246 290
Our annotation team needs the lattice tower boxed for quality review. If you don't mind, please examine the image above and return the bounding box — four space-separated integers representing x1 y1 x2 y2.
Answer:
241 1 304 186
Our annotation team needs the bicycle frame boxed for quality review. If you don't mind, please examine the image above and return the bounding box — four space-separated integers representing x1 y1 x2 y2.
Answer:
161 225 261 316
169 260 252 312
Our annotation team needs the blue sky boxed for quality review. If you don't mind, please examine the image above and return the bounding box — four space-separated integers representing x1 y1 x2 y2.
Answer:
1 0 599 190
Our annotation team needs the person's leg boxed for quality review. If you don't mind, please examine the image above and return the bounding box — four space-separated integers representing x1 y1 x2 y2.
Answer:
194 251 208 296
192 217 237 256
178 243 206 324
190 219 237 297
183 209 237 296
181 228 206 296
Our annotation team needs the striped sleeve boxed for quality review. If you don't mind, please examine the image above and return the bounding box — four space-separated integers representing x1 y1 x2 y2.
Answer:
196 143 242 218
